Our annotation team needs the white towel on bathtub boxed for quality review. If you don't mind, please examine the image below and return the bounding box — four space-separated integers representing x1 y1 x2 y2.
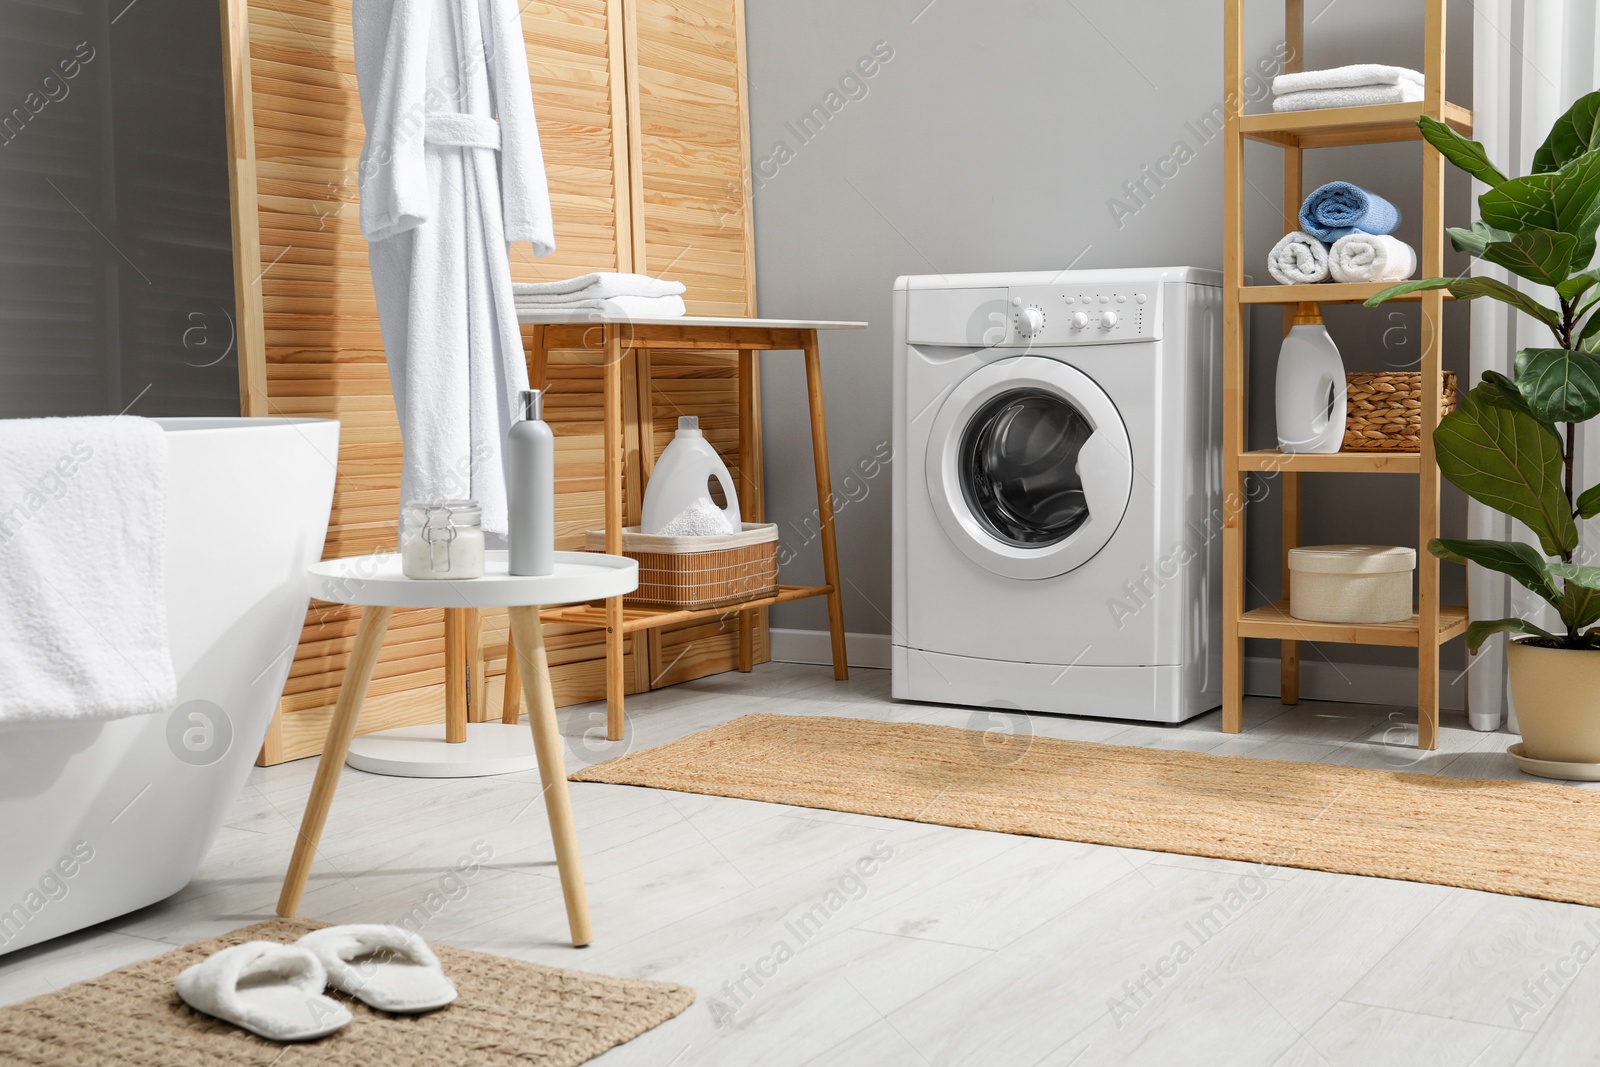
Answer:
0 417 176 723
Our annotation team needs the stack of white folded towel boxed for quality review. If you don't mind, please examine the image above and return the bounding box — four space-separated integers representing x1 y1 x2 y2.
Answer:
1272 64 1425 113
512 272 687 317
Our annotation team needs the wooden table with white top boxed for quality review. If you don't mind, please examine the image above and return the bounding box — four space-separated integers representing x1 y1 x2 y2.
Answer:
498 312 869 741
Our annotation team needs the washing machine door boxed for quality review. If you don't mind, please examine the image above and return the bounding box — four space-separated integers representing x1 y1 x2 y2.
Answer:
925 354 1133 579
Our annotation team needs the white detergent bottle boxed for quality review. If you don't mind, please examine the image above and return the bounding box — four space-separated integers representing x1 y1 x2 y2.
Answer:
1275 302 1347 454
641 416 741 535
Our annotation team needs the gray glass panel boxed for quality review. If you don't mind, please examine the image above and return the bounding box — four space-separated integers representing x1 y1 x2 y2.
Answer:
958 388 1092 548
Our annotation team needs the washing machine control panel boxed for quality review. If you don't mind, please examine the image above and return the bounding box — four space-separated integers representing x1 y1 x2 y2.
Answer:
1004 286 1158 346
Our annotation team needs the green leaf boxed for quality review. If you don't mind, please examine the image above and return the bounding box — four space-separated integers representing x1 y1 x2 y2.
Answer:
1479 229 1582 287
1479 147 1600 268
1464 617 1559 655
1433 382 1578 557
1449 221 1514 256
1430 537 1560 602
1557 268 1600 303
1513 347 1600 423
1421 115 1511 186
1364 276 1561 331
1533 90 1600 173
1549 563 1600 590
1550 564 1600 631
1577 483 1600 518
1477 371 1561 442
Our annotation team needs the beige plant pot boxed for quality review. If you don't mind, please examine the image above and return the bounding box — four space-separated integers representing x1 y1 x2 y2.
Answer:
1508 639 1600 764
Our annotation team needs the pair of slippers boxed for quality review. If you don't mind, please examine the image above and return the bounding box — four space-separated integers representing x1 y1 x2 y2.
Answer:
175 925 457 1042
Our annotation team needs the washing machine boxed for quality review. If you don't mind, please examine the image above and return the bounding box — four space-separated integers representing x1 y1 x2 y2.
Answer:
891 267 1223 723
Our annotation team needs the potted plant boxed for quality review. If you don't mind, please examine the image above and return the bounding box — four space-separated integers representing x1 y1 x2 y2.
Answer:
1369 90 1600 777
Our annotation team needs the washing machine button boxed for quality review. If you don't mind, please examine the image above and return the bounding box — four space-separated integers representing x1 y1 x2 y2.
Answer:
1069 311 1089 330
1099 311 1119 329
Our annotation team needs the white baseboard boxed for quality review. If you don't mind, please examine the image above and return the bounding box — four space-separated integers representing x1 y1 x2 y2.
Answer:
769 629 1464 711
770 628 892 669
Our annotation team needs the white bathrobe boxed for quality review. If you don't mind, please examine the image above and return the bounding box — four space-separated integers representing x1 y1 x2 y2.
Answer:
353 0 554 535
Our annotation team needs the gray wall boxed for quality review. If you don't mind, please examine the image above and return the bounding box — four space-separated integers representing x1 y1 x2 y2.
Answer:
746 0 1476 686
0 0 237 419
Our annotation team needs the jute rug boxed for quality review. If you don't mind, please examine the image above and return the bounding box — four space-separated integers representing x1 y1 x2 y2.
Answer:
0 919 692 1065
571 714 1600 906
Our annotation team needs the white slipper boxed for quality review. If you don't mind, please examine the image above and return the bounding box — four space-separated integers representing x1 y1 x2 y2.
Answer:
175 941 353 1042
295 925 457 1014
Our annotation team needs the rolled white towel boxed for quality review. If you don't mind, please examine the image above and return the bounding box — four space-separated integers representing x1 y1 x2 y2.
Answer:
1329 233 1417 283
1274 83 1423 112
513 272 685 302
1273 64 1424 95
1268 231 1330 285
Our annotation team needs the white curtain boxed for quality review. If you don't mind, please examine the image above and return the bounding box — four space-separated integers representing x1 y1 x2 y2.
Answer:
1468 1 1600 730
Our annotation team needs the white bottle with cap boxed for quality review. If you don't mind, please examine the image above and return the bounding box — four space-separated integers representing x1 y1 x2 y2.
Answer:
1275 302 1347 454
640 416 741 535
506 389 555 575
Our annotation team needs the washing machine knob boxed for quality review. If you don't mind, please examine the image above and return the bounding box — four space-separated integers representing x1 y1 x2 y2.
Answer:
1099 310 1119 329
1069 311 1090 330
1016 306 1045 336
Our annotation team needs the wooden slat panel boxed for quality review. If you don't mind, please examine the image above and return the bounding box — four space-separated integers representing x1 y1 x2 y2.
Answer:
630 0 763 687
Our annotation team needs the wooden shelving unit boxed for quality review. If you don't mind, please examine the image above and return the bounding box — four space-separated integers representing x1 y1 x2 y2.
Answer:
1221 0 1466 749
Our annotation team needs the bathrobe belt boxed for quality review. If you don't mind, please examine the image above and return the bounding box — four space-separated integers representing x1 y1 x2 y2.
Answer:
423 112 501 151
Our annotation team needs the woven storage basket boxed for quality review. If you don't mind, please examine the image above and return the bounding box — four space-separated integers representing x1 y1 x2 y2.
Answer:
582 523 779 609
1343 371 1458 452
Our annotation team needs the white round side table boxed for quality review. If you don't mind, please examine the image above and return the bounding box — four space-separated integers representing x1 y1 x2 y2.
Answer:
276 549 637 947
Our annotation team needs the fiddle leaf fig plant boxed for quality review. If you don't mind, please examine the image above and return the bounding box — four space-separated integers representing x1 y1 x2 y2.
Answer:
1367 90 1600 654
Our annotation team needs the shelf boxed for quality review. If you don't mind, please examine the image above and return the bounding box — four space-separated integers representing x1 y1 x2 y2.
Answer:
1237 450 1421 473
1239 283 1453 305
1241 100 1472 149
1237 602 1467 647
540 583 832 633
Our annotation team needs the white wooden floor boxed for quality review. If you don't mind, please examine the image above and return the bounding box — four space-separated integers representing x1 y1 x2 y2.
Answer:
4 663 1598 1067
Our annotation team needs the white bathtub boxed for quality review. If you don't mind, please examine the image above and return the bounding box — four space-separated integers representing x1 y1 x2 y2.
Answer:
0 417 338 956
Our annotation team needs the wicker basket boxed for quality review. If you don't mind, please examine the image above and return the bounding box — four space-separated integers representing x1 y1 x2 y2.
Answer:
1342 371 1458 452
582 523 779 609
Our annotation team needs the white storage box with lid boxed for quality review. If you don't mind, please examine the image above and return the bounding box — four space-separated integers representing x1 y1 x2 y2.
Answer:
1288 545 1416 624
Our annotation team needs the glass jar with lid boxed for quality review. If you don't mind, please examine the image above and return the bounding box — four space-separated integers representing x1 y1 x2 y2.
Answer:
400 500 485 580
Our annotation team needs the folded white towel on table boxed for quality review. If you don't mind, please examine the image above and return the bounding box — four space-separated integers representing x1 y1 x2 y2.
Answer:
1274 82 1423 112
513 293 687 318
1268 231 1330 285
513 273 686 302
0 416 176 724
1329 233 1417 283
1273 64 1424 95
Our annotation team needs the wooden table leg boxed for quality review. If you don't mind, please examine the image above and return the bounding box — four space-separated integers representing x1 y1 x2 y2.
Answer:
737 348 759 673
507 605 593 947
501 629 522 724
467 608 487 722
603 325 626 739
278 605 392 917
444 608 468 743
802 331 848 681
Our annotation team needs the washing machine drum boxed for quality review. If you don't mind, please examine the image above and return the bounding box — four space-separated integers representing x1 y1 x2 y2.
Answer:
926 355 1133 579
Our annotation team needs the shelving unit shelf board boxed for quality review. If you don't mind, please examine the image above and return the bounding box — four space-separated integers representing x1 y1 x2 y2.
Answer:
1238 602 1469 647
1240 282 1455 305
1238 450 1422 473
1241 100 1472 148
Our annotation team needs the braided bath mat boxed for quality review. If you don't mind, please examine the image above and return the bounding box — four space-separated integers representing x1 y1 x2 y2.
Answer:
0 919 692 1065
572 713 1600 906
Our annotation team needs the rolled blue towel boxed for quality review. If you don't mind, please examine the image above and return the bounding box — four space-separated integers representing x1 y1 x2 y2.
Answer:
1298 182 1401 242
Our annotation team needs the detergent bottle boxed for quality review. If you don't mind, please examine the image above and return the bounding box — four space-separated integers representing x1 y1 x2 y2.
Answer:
1275 302 1347 454
641 416 742 535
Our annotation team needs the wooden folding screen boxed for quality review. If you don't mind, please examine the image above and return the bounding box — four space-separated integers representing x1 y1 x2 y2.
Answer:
220 0 761 763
